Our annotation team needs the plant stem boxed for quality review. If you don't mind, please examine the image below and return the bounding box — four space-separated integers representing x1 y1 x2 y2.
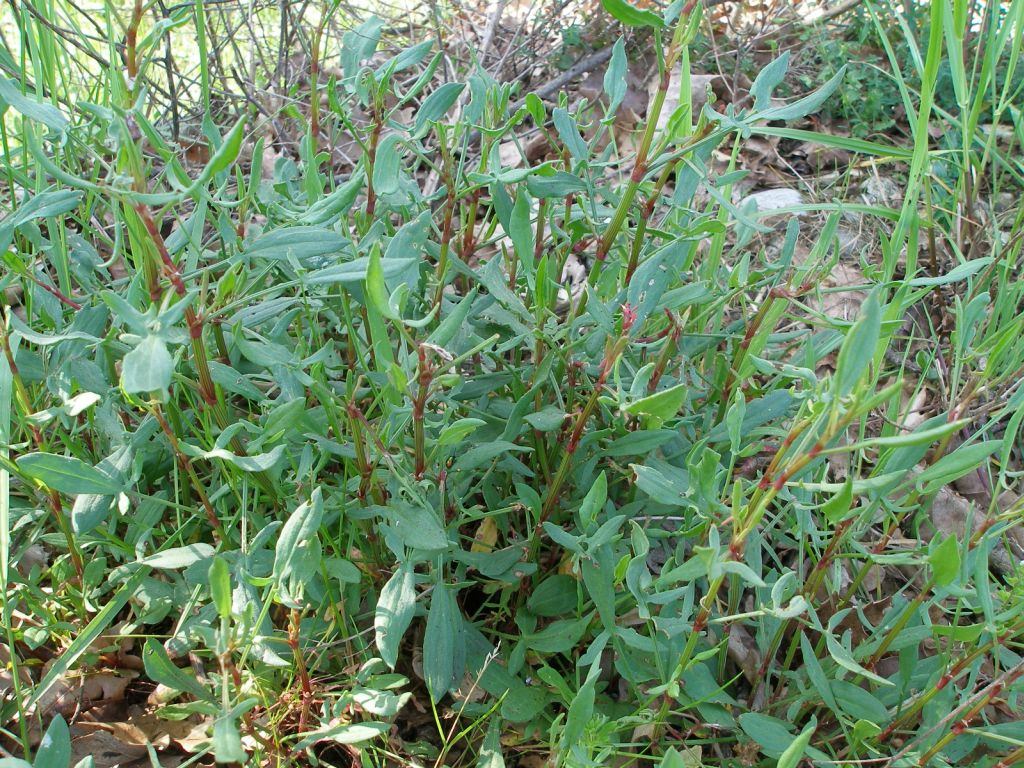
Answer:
151 403 224 542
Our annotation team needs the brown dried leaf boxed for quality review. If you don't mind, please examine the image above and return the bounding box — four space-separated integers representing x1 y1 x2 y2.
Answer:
649 69 729 135
69 726 149 768
727 624 762 685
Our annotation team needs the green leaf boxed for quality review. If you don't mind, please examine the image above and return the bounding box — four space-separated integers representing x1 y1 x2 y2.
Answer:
341 17 385 78
121 335 174 395
526 171 588 198
209 557 232 618
508 188 535 275
777 717 816 768
831 679 889 722
914 441 1000 492
423 581 463 701
351 687 410 717
750 53 790 112
908 257 992 287
306 256 418 286
366 245 399 320
600 0 664 28
758 66 847 122
375 562 416 668
142 638 215 702
0 76 69 131
205 116 246 177
830 419 968 453
738 713 797 756
143 543 216 569
429 287 478 347
552 108 588 163
929 534 961 586
603 38 627 113
244 226 345 265
631 463 689 507
292 722 389 751
437 418 486 446
16 452 122 495
372 134 404 196
452 441 532 473
526 616 589 653
751 126 913 160
523 406 565 432
413 82 466 137
800 633 838 712
386 503 449 552
625 383 687 425
325 557 362 585
71 446 132 535
822 479 854 524
179 443 285 473
659 746 702 767
213 716 245 763
525 92 545 125
563 675 596 745
527 575 578 617
34 716 71 768
0 190 82 252
476 720 505 768
581 549 616 630
834 290 881 395
825 633 893 686
273 489 324 608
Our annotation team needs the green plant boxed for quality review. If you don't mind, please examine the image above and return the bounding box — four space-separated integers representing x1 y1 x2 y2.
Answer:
1 0 1023 766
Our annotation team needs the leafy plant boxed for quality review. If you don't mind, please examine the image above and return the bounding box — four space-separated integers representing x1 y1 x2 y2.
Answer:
1 0 1023 766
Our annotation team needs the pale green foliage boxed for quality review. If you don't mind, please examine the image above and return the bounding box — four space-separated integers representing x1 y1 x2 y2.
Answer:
1 0 1023 766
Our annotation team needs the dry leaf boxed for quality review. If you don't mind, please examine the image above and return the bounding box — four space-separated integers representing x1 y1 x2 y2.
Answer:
69 726 149 768
736 188 804 216
726 624 762 685
36 669 135 718
922 480 1019 574
471 516 499 553
498 140 524 169
649 68 728 134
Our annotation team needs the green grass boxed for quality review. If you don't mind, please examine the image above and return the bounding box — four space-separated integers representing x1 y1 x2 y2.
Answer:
1 0 1024 766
